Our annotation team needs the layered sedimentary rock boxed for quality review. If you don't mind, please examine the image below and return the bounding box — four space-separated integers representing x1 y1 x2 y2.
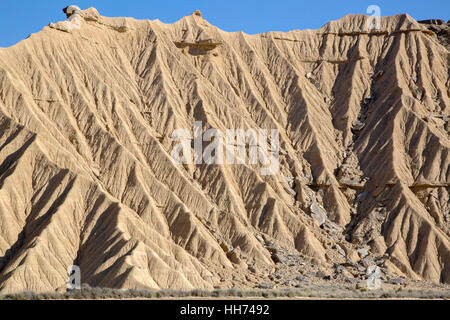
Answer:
0 8 448 293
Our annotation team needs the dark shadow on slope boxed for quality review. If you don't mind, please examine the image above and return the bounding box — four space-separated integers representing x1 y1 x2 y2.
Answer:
0 171 75 283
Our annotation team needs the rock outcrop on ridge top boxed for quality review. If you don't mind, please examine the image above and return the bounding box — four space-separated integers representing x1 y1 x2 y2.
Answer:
0 7 448 293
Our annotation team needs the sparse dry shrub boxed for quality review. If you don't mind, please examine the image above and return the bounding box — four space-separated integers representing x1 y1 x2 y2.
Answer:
1 286 449 300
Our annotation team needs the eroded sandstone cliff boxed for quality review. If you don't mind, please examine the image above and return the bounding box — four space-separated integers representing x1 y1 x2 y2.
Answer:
0 8 448 293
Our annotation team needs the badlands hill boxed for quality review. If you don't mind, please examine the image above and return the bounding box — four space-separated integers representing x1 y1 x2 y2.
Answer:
0 8 448 293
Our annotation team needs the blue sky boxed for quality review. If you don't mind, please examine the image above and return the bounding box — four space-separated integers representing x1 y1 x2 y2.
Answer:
1 0 448 47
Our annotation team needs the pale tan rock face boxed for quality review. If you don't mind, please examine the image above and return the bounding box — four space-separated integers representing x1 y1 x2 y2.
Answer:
0 8 448 293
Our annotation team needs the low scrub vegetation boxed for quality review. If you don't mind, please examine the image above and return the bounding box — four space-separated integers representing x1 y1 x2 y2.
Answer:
1 284 449 300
